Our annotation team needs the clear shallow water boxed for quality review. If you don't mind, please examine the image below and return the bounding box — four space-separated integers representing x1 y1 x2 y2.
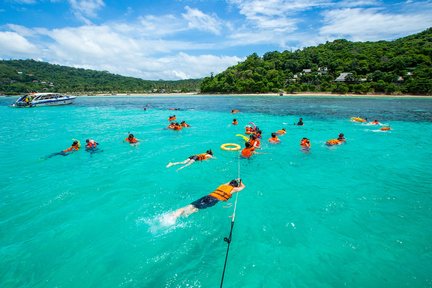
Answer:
1 95 432 287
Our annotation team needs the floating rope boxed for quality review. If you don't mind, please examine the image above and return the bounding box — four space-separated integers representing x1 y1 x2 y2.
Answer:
220 153 241 288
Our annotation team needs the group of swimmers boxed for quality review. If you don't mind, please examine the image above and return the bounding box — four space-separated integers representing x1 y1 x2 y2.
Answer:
46 139 101 158
167 115 191 130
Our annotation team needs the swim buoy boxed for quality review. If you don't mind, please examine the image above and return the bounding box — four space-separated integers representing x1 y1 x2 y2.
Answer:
221 143 241 151
380 126 391 131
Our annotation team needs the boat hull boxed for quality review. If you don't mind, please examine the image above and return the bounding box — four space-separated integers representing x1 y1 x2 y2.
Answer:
12 96 76 107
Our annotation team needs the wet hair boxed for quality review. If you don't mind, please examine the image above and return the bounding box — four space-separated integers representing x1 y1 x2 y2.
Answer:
86 139 89 143
181 121 185 124
282 128 286 131
339 133 344 137
206 149 213 155
245 142 252 148
271 133 276 137
73 140 78 145
129 134 134 138
229 179 239 187
233 118 237 121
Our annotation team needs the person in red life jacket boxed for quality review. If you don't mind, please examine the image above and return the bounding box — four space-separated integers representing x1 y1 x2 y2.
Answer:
248 134 261 149
180 121 191 127
168 115 176 121
232 119 238 125
268 133 281 144
124 133 139 144
171 179 246 220
241 142 255 158
166 150 214 171
369 119 380 125
300 137 311 150
85 139 98 149
276 128 286 135
168 122 182 130
45 140 80 159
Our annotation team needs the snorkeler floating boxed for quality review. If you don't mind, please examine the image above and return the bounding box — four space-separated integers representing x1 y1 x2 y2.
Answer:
171 179 245 221
300 137 311 151
326 133 346 146
268 133 281 144
166 150 214 171
45 140 80 159
124 133 139 144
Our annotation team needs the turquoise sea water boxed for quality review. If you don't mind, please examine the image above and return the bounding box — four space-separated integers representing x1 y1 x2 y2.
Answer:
1 95 432 287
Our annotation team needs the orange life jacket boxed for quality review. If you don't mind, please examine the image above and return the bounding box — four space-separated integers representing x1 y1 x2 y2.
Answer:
209 184 234 201
126 137 138 143
277 130 286 135
269 137 279 143
300 139 310 147
63 146 79 152
168 116 176 121
232 121 238 125
241 147 254 158
196 153 207 161
86 141 97 148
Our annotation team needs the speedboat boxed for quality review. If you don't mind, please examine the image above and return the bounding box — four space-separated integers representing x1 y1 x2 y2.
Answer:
12 93 77 107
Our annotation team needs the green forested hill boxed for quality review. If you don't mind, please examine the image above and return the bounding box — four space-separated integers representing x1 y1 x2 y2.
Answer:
200 28 432 95
0 59 201 95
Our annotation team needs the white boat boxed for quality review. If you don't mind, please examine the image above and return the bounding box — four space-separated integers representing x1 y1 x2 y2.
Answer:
12 93 77 107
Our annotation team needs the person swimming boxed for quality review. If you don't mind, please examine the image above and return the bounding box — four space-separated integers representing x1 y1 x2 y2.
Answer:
296 118 304 126
241 142 255 158
248 134 261 149
369 119 380 125
276 128 286 135
168 115 176 121
268 133 281 144
171 179 246 221
166 150 214 171
180 121 191 127
300 137 311 150
232 119 238 125
45 140 80 159
231 109 240 114
337 133 346 142
125 133 139 144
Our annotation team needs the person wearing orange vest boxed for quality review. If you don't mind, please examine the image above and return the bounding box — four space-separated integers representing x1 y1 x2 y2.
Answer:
171 179 246 220
166 150 214 171
300 137 311 150
276 128 286 135
124 133 139 144
232 119 238 125
45 140 80 159
168 115 176 121
241 142 255 158
180 121 191 127
268 133 280 144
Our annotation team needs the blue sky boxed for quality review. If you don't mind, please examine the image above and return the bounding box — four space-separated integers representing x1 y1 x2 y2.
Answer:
1 0 431 80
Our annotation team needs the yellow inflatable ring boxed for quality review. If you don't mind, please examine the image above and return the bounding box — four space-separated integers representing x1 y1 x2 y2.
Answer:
221 143 241 151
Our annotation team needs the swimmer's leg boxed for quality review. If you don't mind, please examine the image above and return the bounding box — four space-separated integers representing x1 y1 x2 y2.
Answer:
167 158 191 168
176 159 195 171
171 205 198 220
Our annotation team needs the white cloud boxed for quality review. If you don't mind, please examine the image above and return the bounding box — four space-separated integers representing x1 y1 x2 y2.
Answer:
68 0 105 24
0 31 38 56
320 8 432 41
182 6 222 35
336 0 381 8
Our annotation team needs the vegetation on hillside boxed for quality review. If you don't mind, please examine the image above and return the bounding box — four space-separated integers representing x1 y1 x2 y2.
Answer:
0 60 201 95
200 28 432 95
